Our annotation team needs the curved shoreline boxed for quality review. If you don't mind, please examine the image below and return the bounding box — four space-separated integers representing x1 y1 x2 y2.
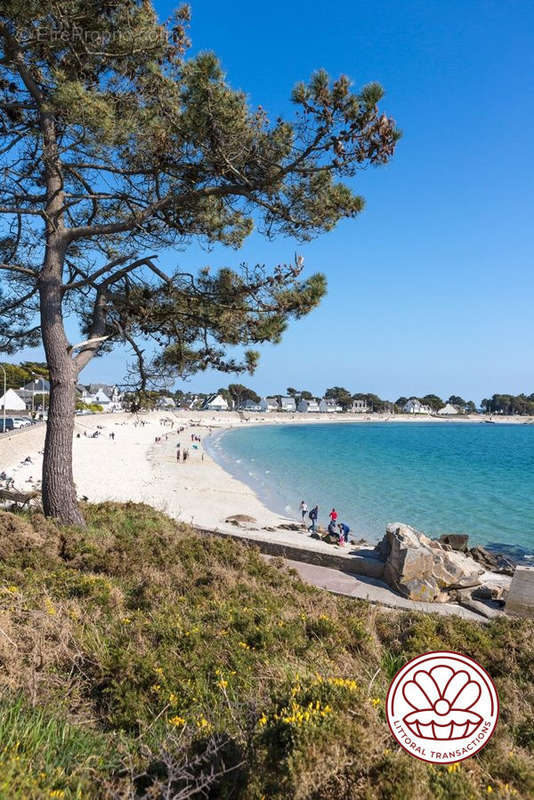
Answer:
1 410 533 562
204 426 295 520
205 418 534 562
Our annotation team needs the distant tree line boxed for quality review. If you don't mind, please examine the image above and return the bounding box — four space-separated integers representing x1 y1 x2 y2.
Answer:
172 384 534 414
0 361 49 390
394 394 477 413
481 394 534 415
4 360 533 416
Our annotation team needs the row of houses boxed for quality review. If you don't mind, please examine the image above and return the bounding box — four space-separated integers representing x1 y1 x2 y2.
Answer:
203 394 462 415
1 381 170 413
0 381 127 412
2 380 462 417
403 398 459 415
202 394 371 414
1 380 179 413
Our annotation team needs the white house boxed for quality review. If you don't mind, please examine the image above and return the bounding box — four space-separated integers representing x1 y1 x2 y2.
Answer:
437 403 459 416
89 384 123 409
351 399 369 413
403 398 432 415
203 393 229 411
0 388 27 411
259 397 280 412
297 398 320 413
80 387 111 407
319 399 342 413
157 395 176 409
93 388 112 406
23 378 50 394
239 399 262 412
15 378 50 408
182 394 202 409
280 396 296 412
76 383 123 411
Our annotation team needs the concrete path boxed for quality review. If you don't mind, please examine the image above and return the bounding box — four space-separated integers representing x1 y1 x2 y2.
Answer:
203 524 386 577
200 526 489 621
264 557 486 622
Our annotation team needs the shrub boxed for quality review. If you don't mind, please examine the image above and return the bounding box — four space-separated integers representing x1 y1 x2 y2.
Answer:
0 502 532 798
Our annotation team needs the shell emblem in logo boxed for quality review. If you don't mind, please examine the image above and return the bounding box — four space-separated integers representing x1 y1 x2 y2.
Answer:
386 651 499 764
402 665 482 739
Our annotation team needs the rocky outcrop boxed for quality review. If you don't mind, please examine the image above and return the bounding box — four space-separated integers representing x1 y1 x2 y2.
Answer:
472 582 508 602
438 536 516 575
469 545 515 576
455 589 505 620
438 533 469 552
375 523 485 602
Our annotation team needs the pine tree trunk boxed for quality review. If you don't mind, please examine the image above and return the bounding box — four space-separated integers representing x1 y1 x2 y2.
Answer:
37 101 85 526
39 241 85 526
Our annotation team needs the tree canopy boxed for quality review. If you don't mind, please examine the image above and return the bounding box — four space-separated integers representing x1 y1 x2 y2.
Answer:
0 1 399 383
0 0 399 523
420 394 445 411
481 394 534 415
227 383 261 408
0 360 48 389
325 386 353 410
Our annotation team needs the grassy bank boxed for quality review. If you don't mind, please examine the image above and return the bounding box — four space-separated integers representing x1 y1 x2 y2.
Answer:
0 502 532 799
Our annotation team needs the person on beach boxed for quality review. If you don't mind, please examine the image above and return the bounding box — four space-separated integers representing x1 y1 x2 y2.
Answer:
329 508 338 524
300 500 308 522
308 505 319 533
176 447 181 462
338 522 350 545
327 518 337 538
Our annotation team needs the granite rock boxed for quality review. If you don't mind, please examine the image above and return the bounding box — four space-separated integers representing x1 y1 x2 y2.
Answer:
376 522 484 601
469 545 515 576
439 533 469 552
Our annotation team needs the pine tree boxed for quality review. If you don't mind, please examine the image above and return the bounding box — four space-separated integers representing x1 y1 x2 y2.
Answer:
0 2 399 523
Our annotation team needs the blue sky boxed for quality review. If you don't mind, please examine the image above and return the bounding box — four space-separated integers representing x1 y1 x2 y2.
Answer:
18 0 534 402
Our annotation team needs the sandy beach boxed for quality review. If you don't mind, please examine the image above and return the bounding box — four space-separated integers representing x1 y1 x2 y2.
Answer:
0 411 287 533
1 409 532 536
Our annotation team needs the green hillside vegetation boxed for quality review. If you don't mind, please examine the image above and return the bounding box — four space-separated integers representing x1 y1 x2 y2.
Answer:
0 362 49 391
0 503 532 799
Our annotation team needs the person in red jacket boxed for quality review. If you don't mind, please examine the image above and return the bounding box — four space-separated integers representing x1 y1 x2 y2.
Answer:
329 508 338 524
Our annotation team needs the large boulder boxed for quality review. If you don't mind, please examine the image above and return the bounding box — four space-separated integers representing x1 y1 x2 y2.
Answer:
469 545 515 576
439 533 469 552
375 523 484 601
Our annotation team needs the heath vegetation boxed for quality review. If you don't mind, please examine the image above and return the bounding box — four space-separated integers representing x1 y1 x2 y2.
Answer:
0 502 532 798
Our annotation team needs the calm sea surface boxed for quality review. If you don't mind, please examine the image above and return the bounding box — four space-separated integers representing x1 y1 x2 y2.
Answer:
207 422 534 556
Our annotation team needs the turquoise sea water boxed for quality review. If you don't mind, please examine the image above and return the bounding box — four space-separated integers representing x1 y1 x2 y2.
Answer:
207 422 534 556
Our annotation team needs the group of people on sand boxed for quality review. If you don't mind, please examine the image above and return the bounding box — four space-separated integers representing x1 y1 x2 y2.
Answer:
299 501 351 547
176 443 190 462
